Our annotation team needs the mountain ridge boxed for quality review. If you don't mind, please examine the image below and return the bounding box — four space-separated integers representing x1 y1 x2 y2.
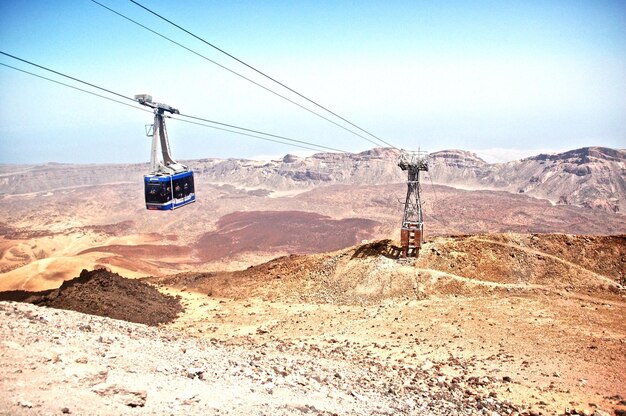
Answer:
1 146 624 212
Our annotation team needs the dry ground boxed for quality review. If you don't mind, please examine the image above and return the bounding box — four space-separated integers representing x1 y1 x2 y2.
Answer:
149 234 626 415
2 233 625 415
2 181 625 291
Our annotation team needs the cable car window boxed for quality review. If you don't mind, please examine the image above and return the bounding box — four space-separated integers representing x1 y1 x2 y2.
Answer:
145 182 171 203
173 178 184 199
187 175 195 195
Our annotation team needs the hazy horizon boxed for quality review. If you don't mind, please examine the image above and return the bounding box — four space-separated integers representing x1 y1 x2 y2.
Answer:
3 145 623 167
1 1 625 164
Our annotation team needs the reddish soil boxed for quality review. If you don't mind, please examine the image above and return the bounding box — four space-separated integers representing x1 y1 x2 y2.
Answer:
296 183 626 236
0 220 137 240
0 269 182 326
419 234 625 290
195 210 380 262
82 220 136 236
71 211 380 269
78 244 191 258
154 234 626 303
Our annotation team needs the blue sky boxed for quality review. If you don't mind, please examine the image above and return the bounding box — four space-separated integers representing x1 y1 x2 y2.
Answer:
0 0 624 164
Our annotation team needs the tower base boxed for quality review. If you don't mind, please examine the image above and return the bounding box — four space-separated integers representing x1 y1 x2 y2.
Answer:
400 225 423 258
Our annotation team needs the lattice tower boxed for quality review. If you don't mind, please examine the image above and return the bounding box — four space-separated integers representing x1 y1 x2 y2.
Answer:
398 150 429 257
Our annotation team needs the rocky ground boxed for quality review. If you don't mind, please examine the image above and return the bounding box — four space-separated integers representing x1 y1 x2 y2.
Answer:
0 269 182 326
2 301 522 416
1 233 625 415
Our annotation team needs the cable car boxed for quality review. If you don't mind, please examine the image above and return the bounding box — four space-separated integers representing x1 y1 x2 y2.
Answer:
144 170 195 210
136 94 196 210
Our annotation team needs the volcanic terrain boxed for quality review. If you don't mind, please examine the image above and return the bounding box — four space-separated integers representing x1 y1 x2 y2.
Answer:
1 147 625 415
2 165 625 289
1 233 625 415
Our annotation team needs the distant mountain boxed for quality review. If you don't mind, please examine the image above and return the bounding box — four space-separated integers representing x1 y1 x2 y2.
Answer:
501 147 626 212
427 147 626 212
427 150 491 185
192 147 404 190
0 163 145 195
192 146 626 212
1 146 624 212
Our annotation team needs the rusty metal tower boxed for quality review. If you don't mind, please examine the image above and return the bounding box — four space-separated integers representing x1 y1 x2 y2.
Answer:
398 150 429 257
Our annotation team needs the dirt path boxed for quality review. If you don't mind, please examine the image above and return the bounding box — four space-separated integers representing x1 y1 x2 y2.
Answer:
474 237 621 288
416 267 547 289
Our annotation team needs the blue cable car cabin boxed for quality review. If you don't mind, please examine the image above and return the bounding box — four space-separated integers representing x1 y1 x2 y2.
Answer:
135 94 196 211
144 170 195 210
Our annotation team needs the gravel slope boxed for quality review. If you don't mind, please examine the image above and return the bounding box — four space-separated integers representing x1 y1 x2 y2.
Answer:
1 301 521 416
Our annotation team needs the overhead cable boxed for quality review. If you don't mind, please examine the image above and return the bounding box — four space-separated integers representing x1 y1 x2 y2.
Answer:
91 0 384 149
0 62 151 114
129 0 398 149
0 52 344 153
0 51 136 103
177 113 346 153
169 116 328 153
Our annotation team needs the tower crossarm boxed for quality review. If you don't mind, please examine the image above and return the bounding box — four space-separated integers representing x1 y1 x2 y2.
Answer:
134 94 180 115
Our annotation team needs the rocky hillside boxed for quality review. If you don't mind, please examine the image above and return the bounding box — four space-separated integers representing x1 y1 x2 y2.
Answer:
151 234 626 304
429 147 626 213
1 146 624 212
0 163 145 194
509 147 626 212
0 269 182 325
3 233 624 415
193 148 404 189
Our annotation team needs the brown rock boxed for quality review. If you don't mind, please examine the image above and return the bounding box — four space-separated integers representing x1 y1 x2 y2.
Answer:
92 383 147 407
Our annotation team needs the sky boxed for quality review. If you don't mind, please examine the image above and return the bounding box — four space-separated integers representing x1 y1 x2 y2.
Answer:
0 0 625 164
